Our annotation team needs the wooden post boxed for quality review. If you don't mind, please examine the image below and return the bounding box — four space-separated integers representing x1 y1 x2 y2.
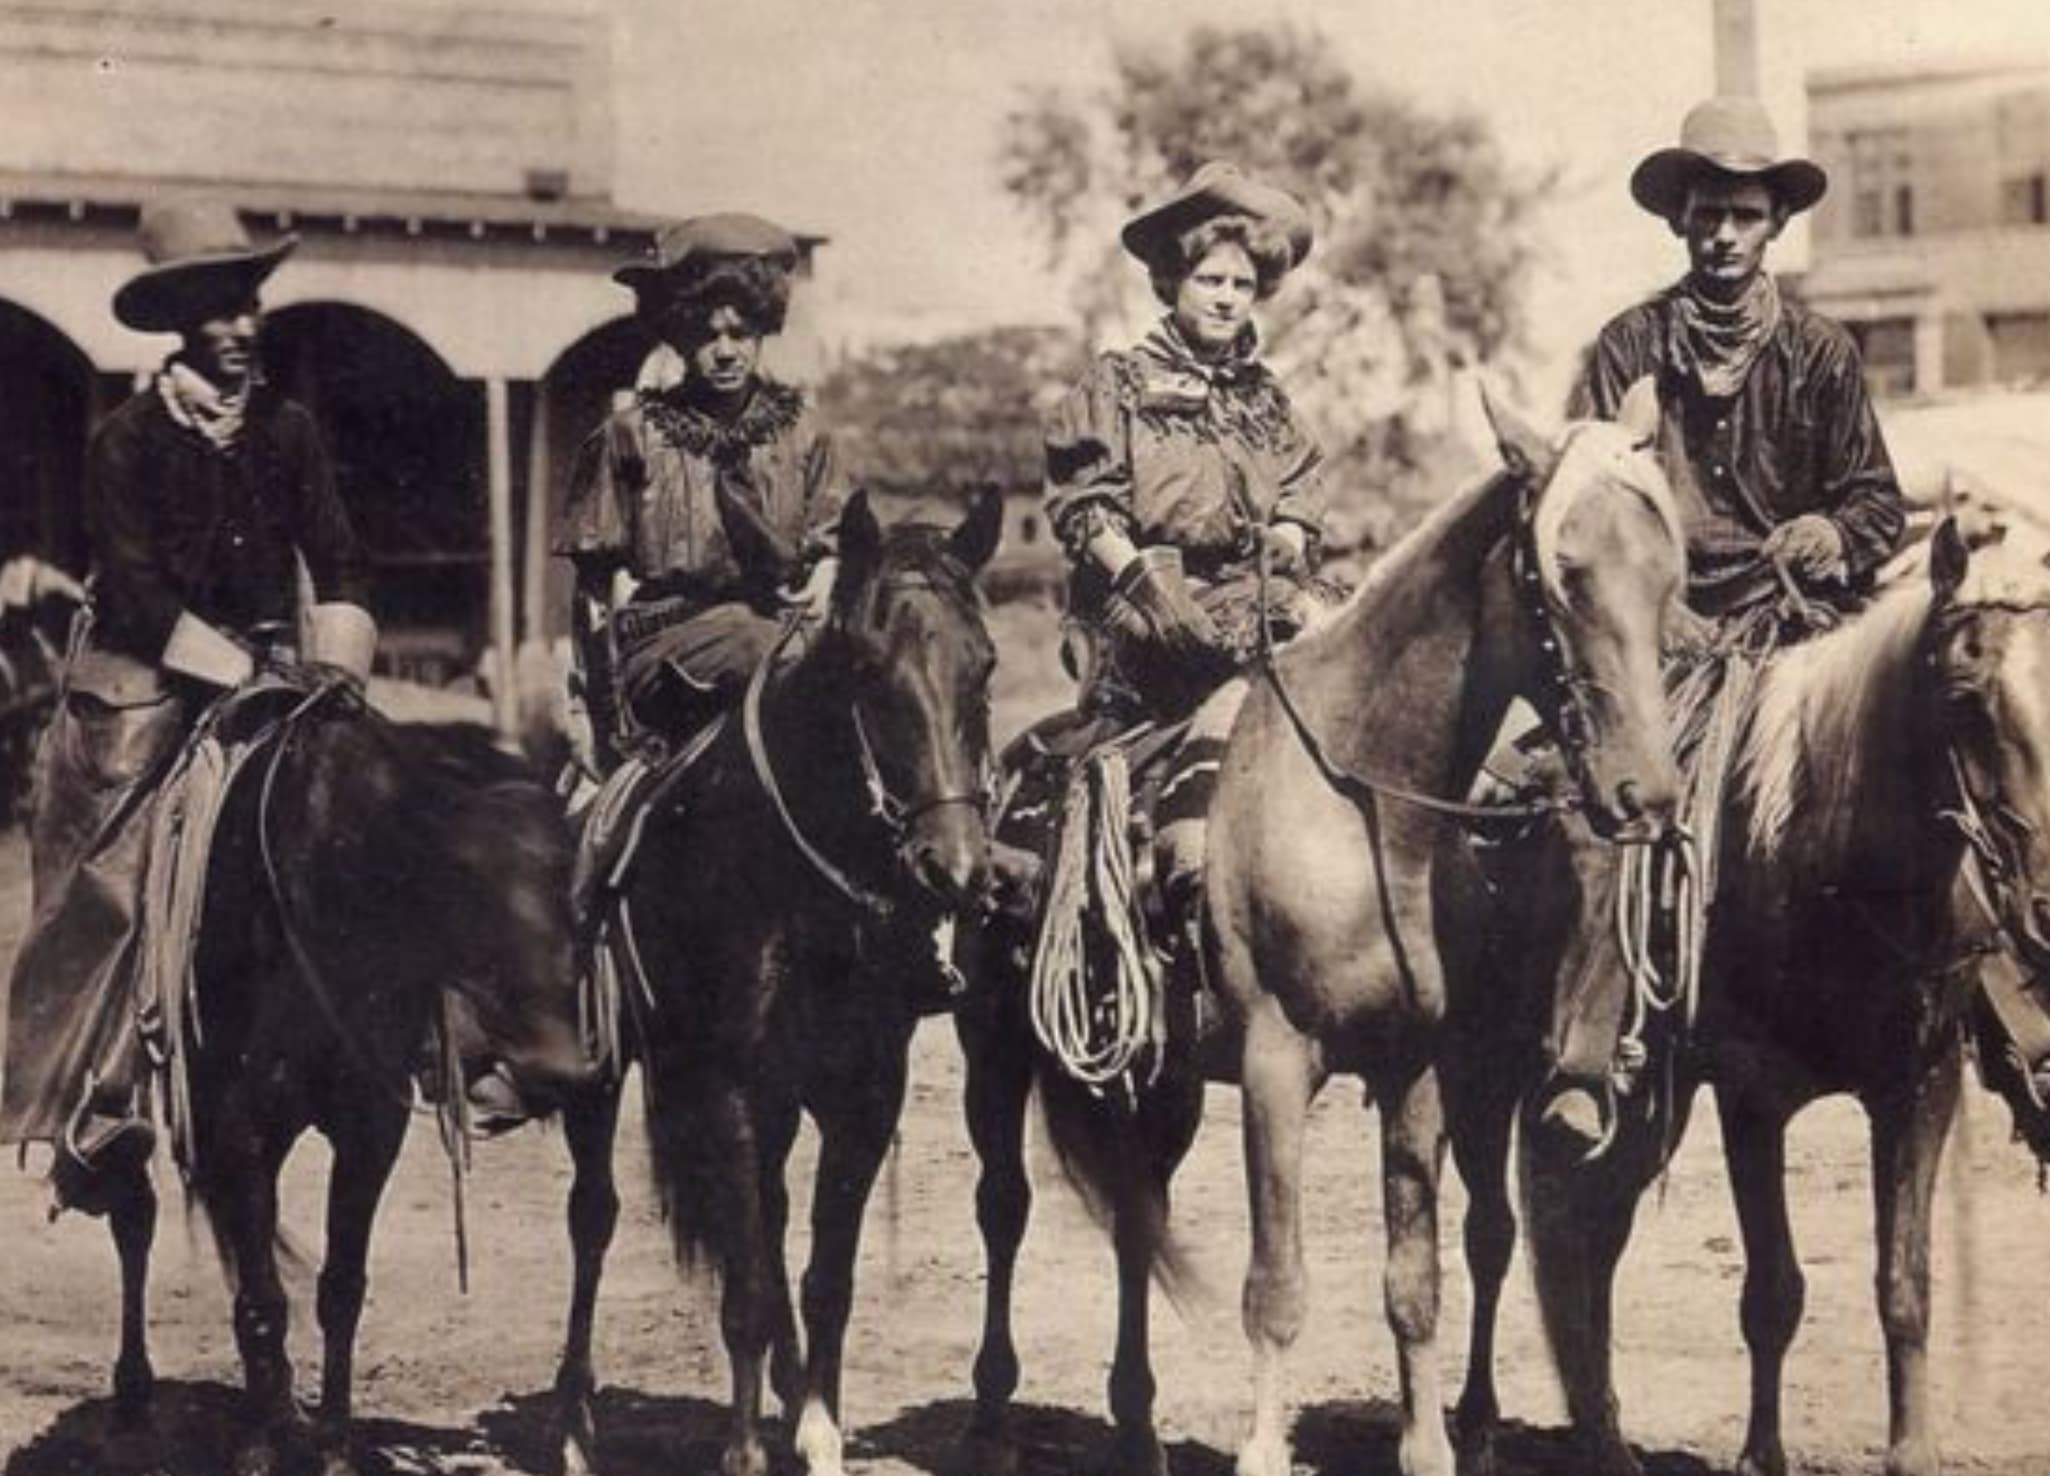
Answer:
486 377 517 736
523 381 552 645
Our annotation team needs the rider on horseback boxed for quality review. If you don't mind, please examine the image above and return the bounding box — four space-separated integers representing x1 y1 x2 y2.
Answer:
0 199 376 1215
555 213 847 776
1045 161 1329 731
1540 96 1908 1146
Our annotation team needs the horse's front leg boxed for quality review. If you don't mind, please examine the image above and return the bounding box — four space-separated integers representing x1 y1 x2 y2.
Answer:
108 1165 158 1430
1719 1087 1804 1476
955 982 1036 1476
311 1100 409 1476
791 1023 911 1476
555 1076 624 1476
1235 1000 1324 1476
1379 1058 1455 1476
1868 1047 1961 1476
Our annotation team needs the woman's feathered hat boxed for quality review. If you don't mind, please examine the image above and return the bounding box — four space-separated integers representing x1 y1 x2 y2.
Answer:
113 199 298 333
1630 96 1828 222
1120 161 1314 274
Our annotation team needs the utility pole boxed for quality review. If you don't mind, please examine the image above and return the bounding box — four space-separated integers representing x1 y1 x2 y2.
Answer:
1715 0 1760 97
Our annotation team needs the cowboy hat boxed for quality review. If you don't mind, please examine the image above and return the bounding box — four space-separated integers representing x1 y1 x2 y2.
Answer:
612 212 800 296
1120 161 1314 274
112 199 297 333
1630 96 1828 222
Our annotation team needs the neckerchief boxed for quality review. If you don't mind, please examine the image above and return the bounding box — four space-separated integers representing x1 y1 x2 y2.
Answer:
1131 316 1262 413
157 357 259 452
638 378 808 577
1667 273 1781 399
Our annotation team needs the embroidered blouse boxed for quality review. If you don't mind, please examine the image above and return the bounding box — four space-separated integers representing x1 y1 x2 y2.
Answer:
554 378 846 599
1042 320 1326 573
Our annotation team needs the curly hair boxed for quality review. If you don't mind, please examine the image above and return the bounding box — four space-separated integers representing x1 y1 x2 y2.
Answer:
638 255 792 341
1146 213 1296 306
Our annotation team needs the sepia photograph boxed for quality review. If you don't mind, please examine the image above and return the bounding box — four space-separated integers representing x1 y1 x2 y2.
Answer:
1 1 2049 1472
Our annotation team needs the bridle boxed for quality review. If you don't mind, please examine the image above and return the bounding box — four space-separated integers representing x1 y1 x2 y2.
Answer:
1255 467 1606 823
743 577 995 919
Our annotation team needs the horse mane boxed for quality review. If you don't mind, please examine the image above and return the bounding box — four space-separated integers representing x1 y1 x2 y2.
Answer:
1738 542 2050 867
1531 422 1686 607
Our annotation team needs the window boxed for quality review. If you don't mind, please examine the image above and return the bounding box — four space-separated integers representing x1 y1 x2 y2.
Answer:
2001 172 2049 226
1848 317 1916 397
1846 129 1914 239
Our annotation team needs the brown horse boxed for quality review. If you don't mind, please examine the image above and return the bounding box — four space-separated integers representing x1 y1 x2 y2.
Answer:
955 386 1688 1476
91 692 592 1476
550 489 1002 1476
1445 520 2050 1476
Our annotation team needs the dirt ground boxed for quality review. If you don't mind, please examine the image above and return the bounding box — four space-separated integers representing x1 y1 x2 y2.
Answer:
3 745 2050 1475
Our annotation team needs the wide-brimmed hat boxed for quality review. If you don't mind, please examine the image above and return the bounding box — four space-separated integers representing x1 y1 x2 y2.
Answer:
1630 96 1828 222
112 199 297 333
1120 161 1314 275
612 212 800 297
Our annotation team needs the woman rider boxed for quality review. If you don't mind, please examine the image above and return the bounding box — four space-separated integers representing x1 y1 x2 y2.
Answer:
1044 160 1330 730
555 213 846 770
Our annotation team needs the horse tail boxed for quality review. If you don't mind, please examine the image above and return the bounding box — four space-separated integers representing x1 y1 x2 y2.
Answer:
1034 1062 1209 1313
639 1071 723 1275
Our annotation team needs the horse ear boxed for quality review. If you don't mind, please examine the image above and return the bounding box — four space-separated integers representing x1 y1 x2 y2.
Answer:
1613 375 1661 447
1929 516 1970 602
1479 381 1557 481
837 488 883 569
949 485 1004 573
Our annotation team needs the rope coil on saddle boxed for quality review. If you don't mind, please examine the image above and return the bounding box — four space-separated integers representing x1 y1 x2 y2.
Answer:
1028 744 1164 1095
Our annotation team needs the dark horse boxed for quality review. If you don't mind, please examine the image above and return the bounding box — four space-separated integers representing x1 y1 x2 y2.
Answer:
956 387 1688 1476
551 489 1003 1476
1445 520 2050 1476
92 685 593 1476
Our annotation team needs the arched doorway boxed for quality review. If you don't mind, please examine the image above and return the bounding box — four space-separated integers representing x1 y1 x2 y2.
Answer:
262 303 485 683
529 317 652 640
0 301 98 575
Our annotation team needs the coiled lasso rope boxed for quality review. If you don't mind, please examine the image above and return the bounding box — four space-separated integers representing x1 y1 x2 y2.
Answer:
1029 748 1163 1094
1606 825 1704 1165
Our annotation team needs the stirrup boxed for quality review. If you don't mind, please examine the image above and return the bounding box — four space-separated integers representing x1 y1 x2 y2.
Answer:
49 1108 155 1219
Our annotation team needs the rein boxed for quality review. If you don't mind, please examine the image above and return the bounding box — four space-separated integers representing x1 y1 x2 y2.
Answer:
1252 472 1584 823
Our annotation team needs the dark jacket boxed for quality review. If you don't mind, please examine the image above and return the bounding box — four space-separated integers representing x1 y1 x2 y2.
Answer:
1570 284 1906 613
85 385 367 662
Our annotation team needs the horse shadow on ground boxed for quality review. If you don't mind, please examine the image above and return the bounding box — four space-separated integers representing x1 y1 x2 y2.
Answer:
851 1396 1722 1476
3 1378 505 1476
481 1386 768 1474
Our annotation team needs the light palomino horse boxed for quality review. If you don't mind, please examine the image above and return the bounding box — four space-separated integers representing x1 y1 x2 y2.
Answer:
954 383 1688 1476
1447 519 2050 1476
1212 390 1686 1476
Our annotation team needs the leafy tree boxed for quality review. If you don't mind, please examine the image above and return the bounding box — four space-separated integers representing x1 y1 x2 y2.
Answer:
816 324 1086 496
999 23 1555 553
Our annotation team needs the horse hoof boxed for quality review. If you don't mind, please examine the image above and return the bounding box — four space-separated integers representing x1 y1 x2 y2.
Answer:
561 1432 598 1476
1454 1427 1497 1476
233 1438 281 1476
1734 1450 1787 1476
720 1438 770 1476
1235 1433 1289 1476
794 1398 845 1476
960 1426 1020 1476
318 1452 363 1476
